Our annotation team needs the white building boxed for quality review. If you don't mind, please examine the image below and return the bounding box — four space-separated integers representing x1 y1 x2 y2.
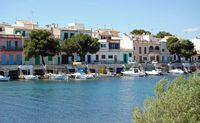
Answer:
160 37 174 63
191 37 200 61
85 29 133 64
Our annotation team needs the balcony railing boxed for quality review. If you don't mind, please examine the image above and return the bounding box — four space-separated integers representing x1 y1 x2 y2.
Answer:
0 46 23 51
149 50 160 53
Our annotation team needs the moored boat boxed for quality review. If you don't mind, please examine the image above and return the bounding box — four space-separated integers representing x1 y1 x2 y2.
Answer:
146 69 162 76
121 67 146 77
70 72 94 80
24 75 38 80
0 75 10 81
48 73 68 80
169 69 185 74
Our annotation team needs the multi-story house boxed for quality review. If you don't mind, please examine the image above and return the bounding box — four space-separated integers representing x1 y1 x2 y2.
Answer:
122 34 161 63
85 29 133 64
160 37 174 63
51 23 92 64
0 34 23 65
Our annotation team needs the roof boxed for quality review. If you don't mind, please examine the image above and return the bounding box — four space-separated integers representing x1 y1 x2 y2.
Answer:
16 20 38 25
94 29 119 37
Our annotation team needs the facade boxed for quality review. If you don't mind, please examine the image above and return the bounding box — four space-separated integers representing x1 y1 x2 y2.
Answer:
52 23 92 64
85 29 133 64
160 37 174 63
122 34 161 63
0 34 23 65
191 37 200 62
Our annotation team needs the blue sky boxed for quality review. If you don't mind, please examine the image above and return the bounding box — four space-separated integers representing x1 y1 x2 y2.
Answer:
1 0 200 39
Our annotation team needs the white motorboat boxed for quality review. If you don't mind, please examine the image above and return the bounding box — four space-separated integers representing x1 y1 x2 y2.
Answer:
169 69 185 74
0 75 10 81
24 75 38 80
121 68 146 77
70 72 94 80
48 73 68 80
146 69 162 76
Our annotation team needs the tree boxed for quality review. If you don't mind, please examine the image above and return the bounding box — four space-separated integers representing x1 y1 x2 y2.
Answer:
180 40 197 62
167 37 197 62
156 31 172 38
24 29 61 65
62 33 100 62
133 75 200 123
166 37 182 62
131 29 151 35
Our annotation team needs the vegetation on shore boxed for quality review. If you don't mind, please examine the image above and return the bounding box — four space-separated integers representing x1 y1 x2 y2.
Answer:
24 29 61 65
166 37 196 62
133 74 200 123
61 33 100 61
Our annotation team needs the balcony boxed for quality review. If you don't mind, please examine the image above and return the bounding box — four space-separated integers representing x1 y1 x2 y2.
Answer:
0 46 23 51
149 50 160 54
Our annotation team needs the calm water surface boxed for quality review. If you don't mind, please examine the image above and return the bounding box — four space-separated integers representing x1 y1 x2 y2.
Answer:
0 75 178 123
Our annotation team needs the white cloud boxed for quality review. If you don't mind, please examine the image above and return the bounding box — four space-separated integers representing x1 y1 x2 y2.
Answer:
183 27 200 33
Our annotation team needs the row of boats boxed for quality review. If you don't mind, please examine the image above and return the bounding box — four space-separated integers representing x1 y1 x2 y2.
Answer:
0 67 187 81
121 67 185 77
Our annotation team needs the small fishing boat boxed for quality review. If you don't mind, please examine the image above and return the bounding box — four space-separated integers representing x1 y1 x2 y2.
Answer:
70 72 94 80
48 73 68 80
24 75 38 80
146 69 162 76
169 69 184 74
121 68 146 77
0 75 10 81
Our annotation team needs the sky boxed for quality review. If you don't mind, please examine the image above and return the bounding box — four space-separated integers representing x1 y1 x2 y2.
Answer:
1 0 200 39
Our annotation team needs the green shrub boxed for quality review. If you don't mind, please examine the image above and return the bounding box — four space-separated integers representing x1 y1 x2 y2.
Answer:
133 76 200 123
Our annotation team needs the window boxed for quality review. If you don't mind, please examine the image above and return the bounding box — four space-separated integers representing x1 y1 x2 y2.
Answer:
134 47 135 50
155 46 160 50
134 56 135 60
129 53 132 57
144 47 147 54
64 33 68 40
25 57 29 61
108 55 113 59
109 43 120 49
15 41 18 49
198 56 200 60
139 47 142 54
96 55 99 61
0 27 3 32
48 56 53 61
149 46 154 51
162 49 165 52
70 33 74 38
101 55 106 59
7 41 11 49
101 44 106 48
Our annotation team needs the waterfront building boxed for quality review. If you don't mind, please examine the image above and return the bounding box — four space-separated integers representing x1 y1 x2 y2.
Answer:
160 37 174 63
85 29 133 64
0 34 23 65
122 34 161 63
51 23 92 64
191 37 200 62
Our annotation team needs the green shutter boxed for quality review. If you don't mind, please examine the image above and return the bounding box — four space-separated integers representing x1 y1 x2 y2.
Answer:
48 56 53 61
25 57 29 61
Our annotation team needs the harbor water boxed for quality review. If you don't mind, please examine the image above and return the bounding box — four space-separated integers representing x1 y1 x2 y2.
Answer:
0 75 178 123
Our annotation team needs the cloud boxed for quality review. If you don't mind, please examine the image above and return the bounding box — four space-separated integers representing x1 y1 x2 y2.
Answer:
183 27 200 33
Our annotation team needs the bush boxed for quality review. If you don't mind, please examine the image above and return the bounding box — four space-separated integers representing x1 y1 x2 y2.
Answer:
133 76 200 123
